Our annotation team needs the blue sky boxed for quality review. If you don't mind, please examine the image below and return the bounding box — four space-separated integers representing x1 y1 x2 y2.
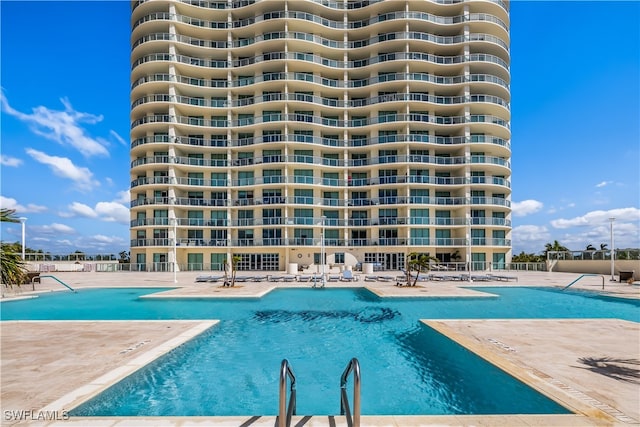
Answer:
1 1 639 256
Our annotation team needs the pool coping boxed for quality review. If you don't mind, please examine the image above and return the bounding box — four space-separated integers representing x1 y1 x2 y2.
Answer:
20 315 636 427
37 320 219 416
2 272 638 427
422 319 633 425
18 316 626 427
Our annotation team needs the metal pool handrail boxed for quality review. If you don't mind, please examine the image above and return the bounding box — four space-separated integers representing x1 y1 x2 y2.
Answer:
38 275 76 292
278 359 296 427
562 274 605 291
340 357 361 427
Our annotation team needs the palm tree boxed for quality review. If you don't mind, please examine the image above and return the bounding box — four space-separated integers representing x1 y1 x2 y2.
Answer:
512 251 544 263
405 252 437 287
600 243 608 250
585 244 596 251
544 240 569 258
223 254 242 287
118 251 131 264
1 208 20 223
1 209 27 286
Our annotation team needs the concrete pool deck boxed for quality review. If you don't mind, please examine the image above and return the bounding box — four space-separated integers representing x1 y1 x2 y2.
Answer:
1 271 638 426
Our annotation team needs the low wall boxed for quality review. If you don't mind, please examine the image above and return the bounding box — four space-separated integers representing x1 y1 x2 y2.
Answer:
25 261 119 273
552 260 639 277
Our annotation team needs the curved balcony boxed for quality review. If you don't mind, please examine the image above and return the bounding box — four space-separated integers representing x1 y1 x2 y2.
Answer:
133 32 230 51
129 216 510 233
132 91 509 113
131 112 509 131
132 7 508 37
159 0 504 14
130 176 174 188
130 238 172 248
175 177 229 187
130 152 510 171
129 174 510 191
132 48 508 75
129 235 511 248
132 30 507 54
129 133 510 151
132 70 510 94
130 217 171 227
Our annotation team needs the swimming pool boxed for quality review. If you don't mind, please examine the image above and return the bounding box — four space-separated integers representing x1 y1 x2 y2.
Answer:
2 287 638 416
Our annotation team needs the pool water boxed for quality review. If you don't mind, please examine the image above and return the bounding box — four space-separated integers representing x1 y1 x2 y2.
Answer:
2 287 638 416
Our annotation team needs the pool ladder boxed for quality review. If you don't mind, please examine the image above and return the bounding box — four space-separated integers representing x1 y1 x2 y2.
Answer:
278 358 361 427
340 358 361 427
278 359 296 427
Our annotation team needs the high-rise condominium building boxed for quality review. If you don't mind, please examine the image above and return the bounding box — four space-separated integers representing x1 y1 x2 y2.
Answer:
130 0 511 273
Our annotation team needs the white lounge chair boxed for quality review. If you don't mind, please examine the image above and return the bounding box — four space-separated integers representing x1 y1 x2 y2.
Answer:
340 270 355 282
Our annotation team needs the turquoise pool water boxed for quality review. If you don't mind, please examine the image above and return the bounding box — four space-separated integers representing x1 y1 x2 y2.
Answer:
2 287 638 416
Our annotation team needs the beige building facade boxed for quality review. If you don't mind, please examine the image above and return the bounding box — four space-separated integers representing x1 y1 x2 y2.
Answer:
129 0 511 272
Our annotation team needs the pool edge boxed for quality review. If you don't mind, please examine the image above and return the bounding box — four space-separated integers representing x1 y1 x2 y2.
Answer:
38 320 219 415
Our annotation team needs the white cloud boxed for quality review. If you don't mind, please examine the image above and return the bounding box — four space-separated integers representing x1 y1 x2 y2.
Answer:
110 130 127 146
31 237 51 243
511 199 543 217
95 201 129 223
1 154 22 167
34 223 76 234
0 195 48 213
68 202 99 218
113 190 130 204
85 235 127 248
512 224 550 241
550 207 640 229
1 92 109 157
92 234 118 243
63 197 129 224
26 148 100 191
595 181 613 188
511 225 551 254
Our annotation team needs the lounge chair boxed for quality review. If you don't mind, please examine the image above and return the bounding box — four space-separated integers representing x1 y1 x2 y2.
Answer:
328 274 340 282
364 275 378 282
207 276 223 282
340 270 355 282
283 275 296 282
252 276 267 282
377 275 394 282
488 274 518 282
298 275 311 282
268 275 283 282
195 275 211 283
